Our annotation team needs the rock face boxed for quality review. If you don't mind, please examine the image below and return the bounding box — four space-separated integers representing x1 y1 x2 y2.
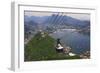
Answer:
79 51 90 59
63 46 71 54
63 47 76 56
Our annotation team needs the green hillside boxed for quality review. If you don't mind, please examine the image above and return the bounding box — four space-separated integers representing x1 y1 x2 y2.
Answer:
24 32 80 61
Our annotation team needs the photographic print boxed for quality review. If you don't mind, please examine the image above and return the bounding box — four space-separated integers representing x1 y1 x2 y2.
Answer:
24 11 90 61
11 2 97 71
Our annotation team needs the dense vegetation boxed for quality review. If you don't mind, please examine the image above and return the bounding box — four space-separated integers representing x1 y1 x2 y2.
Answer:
24 32 81 61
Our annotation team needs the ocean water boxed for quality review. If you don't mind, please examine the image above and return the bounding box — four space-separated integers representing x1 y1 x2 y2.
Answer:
50 29 90 54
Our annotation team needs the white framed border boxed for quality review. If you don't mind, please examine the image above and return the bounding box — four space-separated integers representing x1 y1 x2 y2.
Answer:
11 2 97 71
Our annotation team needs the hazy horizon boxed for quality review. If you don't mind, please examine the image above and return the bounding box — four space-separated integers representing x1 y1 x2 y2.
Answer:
24 11 90 21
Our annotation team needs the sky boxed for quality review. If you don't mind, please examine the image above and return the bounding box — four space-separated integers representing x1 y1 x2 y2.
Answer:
24 11 90 20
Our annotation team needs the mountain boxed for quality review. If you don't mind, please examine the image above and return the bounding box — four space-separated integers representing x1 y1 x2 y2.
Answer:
24 14 90 28
44 14 90 28
24 15 49 24
24 32 81 61
24 20 38 32
24 32 56 61
24 14 90 35
24 19 39 40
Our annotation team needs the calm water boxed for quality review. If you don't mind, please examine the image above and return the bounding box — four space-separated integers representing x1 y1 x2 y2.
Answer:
50 29 90 54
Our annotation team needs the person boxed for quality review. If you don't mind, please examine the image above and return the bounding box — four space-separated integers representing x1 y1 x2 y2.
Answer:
56 39 64 53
